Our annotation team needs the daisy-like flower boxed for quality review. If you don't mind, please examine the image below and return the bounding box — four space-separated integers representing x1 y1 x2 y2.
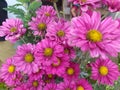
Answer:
102 0 120 12
45 55 70 77
36 5 57 18
29 16 53 36
0 58 21 86
74 78 93 90
69 11 120 59
56 80 75 90
43 74 55 84
35 39 64 66
44 83 57 90
0 18 26 43
63 62 80 80
24 77 43 90
46 19 70 43
90 59 119 85
14 43 41 75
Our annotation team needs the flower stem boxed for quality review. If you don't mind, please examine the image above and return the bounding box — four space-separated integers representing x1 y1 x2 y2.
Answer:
53 2 60 18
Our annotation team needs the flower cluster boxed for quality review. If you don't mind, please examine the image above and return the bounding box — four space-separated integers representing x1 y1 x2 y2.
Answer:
0 0 120 90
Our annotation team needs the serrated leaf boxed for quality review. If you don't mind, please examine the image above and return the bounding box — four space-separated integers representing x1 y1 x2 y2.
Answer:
29 1 42 11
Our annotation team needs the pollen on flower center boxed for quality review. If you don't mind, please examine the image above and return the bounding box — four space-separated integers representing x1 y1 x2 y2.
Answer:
48 74 53 79
44 48 53 56
57 30 65 37
45 12 50 16
86 30 102 42
24 53 34 63
67 67 74 75
77 86 84 90
37 23 46 31
99 66 108 76
10 27 17 32
32 81 39 87
64 48 70 54
52 58 61 67
8 65 15 73
81 0 87 3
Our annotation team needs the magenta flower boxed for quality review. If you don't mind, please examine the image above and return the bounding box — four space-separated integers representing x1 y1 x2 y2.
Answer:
56 80 75 90
102 0 120 12
29 16 53 36
35 39 64 66
36 5 57 18
90 59 119 85
46 19 70 43
69 11 120 59
44 83 57 90
63 62 80 80
0 19 26 43
45 55 70 77
74 78 93 90
14 43 41 75
0 58 21 86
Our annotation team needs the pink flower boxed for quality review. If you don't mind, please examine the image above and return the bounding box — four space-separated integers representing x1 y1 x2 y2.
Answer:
35 39 64 66
74 78 93 90
46 19 70 43
44 83 57 90
36 5 57 18
69 11 120 59
45 55 70 77
24 77 43 90
102 0 120 12
0 19 26 43
13 84 27 90
0 58 21 86
14 43 41 75
63 62 80 80
56 80 75 90
90 59 119 85
29 16 53 36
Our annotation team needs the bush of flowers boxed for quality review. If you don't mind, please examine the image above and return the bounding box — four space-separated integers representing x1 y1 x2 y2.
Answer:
0 0 120 90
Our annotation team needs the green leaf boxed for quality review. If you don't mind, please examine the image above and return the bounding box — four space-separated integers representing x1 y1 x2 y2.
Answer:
28 1 42 11
17 0 30 3
0 83 7 90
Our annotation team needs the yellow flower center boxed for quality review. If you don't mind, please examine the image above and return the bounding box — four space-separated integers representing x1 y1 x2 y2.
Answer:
48 74 53 79
10 27 17 32
99 66 108 76
45 12 50 17
32 81 39 87
77 86 84 90
64 48 70 54
86 30 102 42
37 23 46 31
81 0 87 3
24 53 34 63
8 65 15 73
52 58 61 67
67 67 74 75
44 48 53 56
57 30 65 37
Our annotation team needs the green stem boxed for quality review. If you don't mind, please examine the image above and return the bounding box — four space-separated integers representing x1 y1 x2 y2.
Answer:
53 2 60 18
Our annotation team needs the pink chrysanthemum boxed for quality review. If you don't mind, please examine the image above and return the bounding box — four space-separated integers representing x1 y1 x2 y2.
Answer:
56 80 75 90
14 43 41 75
44 83 57 90
29 16 53 36
69 11 120 59
90 59 119 85
36 5 57 18
13 84 27 90
0 58 21 86
74 78 93 90
63 43 76 59
0 19 26 43
46 19 70 43
63 62 80 80
35 39 64 66
45 55 70 76
102 0 120 12
24 77 43 90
